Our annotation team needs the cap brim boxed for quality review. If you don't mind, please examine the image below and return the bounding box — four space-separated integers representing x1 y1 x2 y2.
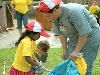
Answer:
39 30 50 37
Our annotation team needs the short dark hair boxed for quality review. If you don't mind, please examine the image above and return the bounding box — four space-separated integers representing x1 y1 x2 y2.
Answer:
38 40 50 52
48 5 59 13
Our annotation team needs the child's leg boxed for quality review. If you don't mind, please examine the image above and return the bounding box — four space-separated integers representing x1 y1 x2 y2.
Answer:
22 13 28 27
16 11 23 36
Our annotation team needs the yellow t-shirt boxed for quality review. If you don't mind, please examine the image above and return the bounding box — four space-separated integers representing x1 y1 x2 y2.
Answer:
12 36 38 72
11 0 32 14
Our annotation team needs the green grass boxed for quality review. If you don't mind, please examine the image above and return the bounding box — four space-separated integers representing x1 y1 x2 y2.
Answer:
0 48 16 75
0 48 100 75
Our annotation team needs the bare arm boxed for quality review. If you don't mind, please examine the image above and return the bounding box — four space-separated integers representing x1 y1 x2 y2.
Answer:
28 3 33 12
25 56 39 66
59 34 67 51
70 35 88 58
74 35 87 51
59 34 68 59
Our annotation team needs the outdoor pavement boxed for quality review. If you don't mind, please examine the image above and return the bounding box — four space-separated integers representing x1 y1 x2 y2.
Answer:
0 19 61 49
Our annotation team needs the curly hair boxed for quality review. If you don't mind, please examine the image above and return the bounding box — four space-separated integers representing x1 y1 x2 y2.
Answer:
37 40 50 52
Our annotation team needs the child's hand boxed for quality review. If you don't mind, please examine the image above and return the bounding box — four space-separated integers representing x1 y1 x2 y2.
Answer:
35 61 44 74
30 66 36 72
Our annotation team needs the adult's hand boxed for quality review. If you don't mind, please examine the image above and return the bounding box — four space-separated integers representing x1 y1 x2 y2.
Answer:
70 50 80 60
62 50 67 60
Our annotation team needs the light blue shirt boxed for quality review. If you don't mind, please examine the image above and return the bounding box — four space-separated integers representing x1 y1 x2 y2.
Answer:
54 3 100 46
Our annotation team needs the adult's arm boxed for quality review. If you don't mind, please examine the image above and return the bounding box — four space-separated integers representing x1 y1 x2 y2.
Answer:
28 0 33 11
70 35 88 59
59 34 68 59
28 3 33 12
74 35 87 52
68 5 92 59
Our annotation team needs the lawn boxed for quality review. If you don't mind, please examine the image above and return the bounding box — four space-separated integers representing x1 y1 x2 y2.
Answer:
0 48 100 75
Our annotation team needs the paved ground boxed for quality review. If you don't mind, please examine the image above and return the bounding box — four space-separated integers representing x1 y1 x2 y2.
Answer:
0 19 61 49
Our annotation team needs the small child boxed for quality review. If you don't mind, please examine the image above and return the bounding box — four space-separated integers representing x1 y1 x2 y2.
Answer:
10 21 50 75
37 40 50 62
35 40 50 74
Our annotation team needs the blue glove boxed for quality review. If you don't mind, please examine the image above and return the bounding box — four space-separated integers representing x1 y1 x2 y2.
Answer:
30 66 37 72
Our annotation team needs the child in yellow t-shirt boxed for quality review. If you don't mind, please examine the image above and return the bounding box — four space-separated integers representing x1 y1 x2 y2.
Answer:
89 0 100 24
10 0 33 36
10 21 50 75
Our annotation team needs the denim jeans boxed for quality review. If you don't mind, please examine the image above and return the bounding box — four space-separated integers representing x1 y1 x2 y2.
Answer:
67 43 99 75
16 11 28 29
81 45 99 75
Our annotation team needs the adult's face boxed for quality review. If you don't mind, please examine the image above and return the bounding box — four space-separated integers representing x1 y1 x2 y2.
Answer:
45 7 62 22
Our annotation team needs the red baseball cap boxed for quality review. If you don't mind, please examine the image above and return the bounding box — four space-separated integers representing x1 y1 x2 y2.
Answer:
26 21 50 37
39 0 62 13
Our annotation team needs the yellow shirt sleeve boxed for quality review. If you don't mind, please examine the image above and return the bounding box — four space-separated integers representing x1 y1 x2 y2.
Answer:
22 41 33 57
22 37 37 59
27 0 32 5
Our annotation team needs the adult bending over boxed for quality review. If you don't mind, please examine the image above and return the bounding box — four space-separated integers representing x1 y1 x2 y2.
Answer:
39 0 100 75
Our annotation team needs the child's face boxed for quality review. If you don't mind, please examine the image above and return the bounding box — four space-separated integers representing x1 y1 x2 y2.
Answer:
37 46 47 55
31 33 40 41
